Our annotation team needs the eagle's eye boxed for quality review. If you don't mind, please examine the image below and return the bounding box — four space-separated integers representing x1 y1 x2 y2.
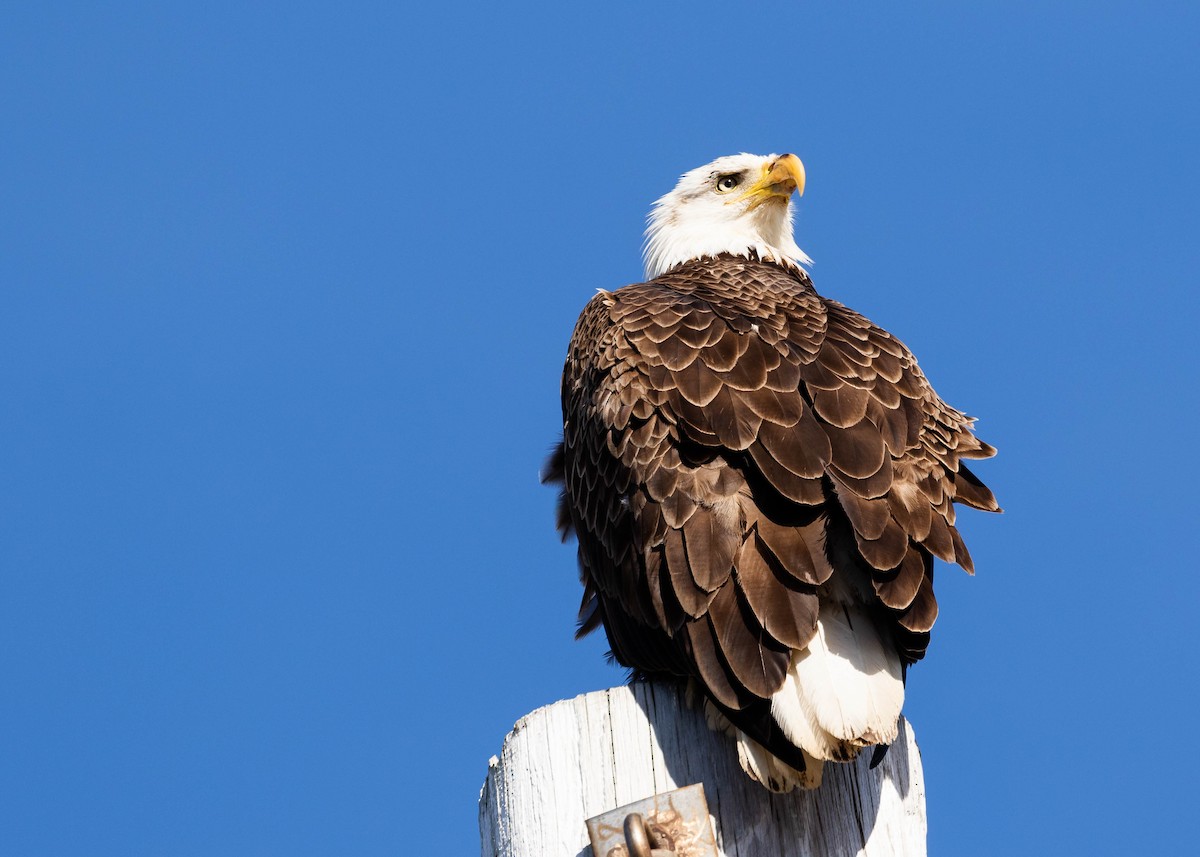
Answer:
715 173 742 193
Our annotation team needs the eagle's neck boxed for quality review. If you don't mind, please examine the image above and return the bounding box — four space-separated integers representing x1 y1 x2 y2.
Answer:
643 201 812 280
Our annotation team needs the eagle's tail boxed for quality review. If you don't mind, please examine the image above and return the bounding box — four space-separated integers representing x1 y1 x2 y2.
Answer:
720 589 906 792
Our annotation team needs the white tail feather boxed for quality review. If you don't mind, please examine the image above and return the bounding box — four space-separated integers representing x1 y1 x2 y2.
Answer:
788 600 904 752
770 669 854 762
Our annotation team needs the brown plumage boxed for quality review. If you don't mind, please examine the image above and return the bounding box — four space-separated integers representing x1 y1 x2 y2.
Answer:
546 155 998 791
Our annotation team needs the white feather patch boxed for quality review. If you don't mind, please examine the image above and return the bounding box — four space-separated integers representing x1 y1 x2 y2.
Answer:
788 601 905 749
770 668 854 762
734 729 823 792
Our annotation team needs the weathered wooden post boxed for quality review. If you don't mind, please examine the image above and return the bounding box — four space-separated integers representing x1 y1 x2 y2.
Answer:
479 681 926 857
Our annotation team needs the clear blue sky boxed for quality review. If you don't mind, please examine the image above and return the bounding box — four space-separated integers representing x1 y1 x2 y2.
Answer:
3 2 1198 854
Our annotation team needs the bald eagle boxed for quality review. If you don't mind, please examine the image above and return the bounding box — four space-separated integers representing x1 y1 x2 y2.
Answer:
546 154 998 791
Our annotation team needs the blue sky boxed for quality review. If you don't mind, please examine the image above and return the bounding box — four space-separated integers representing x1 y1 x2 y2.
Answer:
3 2 1198 854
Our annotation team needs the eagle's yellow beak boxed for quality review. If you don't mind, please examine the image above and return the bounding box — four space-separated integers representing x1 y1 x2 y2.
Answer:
735 153 806 207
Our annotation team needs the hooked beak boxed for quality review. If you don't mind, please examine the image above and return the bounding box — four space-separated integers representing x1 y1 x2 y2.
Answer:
734 153 806 208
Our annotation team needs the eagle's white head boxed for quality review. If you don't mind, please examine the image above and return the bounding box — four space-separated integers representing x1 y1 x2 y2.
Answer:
643 153 811 280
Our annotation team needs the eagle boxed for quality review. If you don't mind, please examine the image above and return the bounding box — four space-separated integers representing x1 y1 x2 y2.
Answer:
545 153 998 791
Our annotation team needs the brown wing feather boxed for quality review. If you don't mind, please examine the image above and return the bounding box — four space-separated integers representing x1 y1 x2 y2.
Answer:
549 253 998 720
707 583 791 699
733 531 820 649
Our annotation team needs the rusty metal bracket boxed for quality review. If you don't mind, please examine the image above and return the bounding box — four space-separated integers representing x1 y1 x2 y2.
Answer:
585 783 719 857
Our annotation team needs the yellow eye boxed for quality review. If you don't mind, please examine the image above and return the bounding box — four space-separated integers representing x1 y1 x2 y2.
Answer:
716 174 742 193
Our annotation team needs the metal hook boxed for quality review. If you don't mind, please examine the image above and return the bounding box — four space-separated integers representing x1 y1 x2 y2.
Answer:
623 812 652 857
623 811 675 857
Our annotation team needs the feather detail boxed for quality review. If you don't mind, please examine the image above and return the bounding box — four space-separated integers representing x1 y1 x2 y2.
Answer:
785 596 904 751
